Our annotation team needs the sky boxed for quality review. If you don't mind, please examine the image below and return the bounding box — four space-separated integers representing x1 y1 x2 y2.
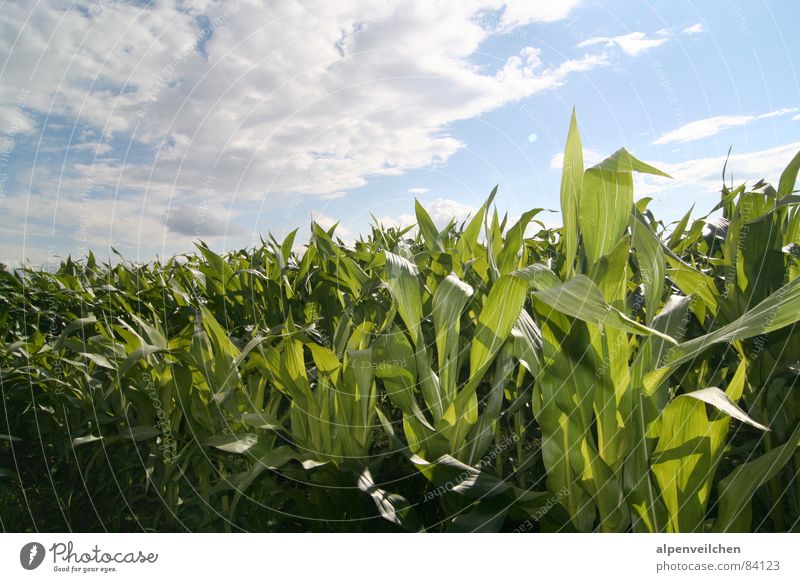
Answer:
0 0 798 267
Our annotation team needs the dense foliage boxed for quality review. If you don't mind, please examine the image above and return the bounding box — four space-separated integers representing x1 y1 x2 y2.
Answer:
2 113 800 532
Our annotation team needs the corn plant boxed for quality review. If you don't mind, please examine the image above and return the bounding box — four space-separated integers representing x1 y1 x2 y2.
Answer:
2 112 800 533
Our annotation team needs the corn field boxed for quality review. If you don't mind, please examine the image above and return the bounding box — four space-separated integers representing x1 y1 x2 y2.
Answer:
2 112 800 532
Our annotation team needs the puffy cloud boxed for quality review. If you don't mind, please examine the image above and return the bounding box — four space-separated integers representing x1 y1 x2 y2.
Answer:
682 23 705 35
166 204 243 237
377 212 416 231
578 31 668 57
0 0 600 262
425 197 479 224
653 108 798 145
311 212 351 237
377 197 479 230
636 141 800 198
0 1 595 202
494 0 583 30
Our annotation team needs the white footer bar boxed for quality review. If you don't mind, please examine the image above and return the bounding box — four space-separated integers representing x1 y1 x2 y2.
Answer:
1 533 797 580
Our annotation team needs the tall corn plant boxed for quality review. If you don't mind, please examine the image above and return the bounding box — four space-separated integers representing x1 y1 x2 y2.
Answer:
537 112 800 532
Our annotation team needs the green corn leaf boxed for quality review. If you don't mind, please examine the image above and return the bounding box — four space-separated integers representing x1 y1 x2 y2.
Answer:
667 204 695 250
118 344 168 377
624 391 666 532
646 274 800 394
511 309 541 376
205 433 259 454
632 211 666 324
240 412 283 431
308 343 342 385
591 148 672 176
497 209 543 275
777 149 800 197
411 454 511 498
464 342 515 465
358 467 421 531
580 168 633 266
432 273 473 403
373 330 416 409
227 445 297 518
384 252 424 346
343 347 375 433
531 275 678 344
71 435 103 446
572 436 630 532
79 352 115 369
456 187 496 263
713 425 800 532
447 497 509 533
468 273 530 378
560 109 583 278
54 316 98 350
415 199 444 252
437 271 526 451
665 257 718 316
195 242 235 289
580 149 670 266
684 387 768 431
592 234 630 303
120 425 161 441
651 395 712 532
532 303 596 531
280 228 298 260
652 375 766 532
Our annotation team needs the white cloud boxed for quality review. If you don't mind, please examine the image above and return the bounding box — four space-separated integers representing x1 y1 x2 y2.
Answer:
682 23 705 35
311 212 351 237
0 1 595 202
578 31 668 57
495 0 583 29
635 141 800 198
166 204 243 238
318 191 347 200
426 197 479 224
524 216 559 236
408 187 429 194
70 142 114 155
1 189 175 258
377 197 479 230
653 107 798 145
794 114 800 122
550 139 800 208
549 147 603 169
0 0 599 261
759 107 798 119
378 212 416 230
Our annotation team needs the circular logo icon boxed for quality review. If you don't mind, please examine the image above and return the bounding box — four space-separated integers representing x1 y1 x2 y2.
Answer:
20 542 46 570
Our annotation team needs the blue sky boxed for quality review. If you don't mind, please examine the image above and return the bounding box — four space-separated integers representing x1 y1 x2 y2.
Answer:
1 0 798 266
